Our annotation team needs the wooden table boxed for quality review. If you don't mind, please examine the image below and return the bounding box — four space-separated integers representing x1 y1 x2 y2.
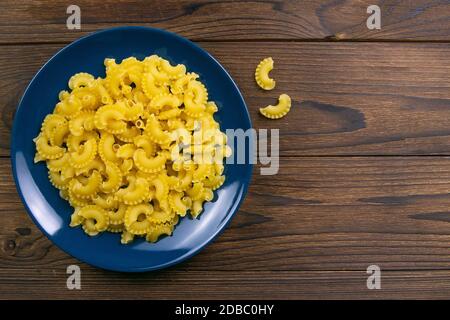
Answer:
1 0 450 300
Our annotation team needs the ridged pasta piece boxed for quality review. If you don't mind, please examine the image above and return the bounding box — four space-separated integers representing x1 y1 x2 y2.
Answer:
107 224 124 233
69 72 95 90
35 133 65 160
175 170 193 192
34 152 46 163
167 118 185 131
144 55 169 84
205 101 219 114
98 132 118 163
171 72 199 95
183 80 208 117
82 219 100 236
191 199 204 218
115 176 150 205
184 96 205 118
68 188 91 207
46 153 70 172
203 175 225 190
186 182 204 200
148 209 175 224
141 73 169 99
146 223 174 243
66 131 96 152
132 90 150 106
124 203 153 235
158 107 182 120
69 111 95 136
41 114 67 139
95 81 114 105
74 157 105 176
48 170 70 190
134 135 155 156
144 114 171 144
255 57 275 90
191 191 213 215
72 87 101 110
150 94 181 110
70 207 84 227
120 158 134 175
136 170 158 183
108 203 127 225
60 190 70 202
193 163 213 182
94 104 127 134
69 137 97 169
104 69 126 99
92 193 118 210
55 95 82 118
152 173 169 204
100 161 122 193
133 149 167 173
69 170 101 199
51 123 70 148
116 143 136 159
78 205 109 235
168 191 190 216
116 125 140 143
121 231 134 244
116 100 144 121
188 80 208 105
215 163 225 175
160 59 186 80
259 93 291 119
61 166 75 181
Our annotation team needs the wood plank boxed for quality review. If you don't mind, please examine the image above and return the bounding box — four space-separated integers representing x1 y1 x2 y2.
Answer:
3 268 450 299
2 42 450 156
1 0 449 43
4 156 450 272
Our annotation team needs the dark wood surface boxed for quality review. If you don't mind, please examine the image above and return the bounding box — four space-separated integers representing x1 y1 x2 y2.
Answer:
1 0 450 43
1 0 450 299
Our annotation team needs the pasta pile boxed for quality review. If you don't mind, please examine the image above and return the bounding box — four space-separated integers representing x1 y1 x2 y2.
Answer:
34 55 231 244
255 57 292 119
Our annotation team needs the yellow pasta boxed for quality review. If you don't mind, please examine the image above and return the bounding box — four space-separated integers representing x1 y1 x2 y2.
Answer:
77 205 109 236
69 72 95 90
34 54 231 244
255 57 275 90
100 161 122 193
259 93 292 119
124 204 153 235
69 170 101 198
115 176 150 205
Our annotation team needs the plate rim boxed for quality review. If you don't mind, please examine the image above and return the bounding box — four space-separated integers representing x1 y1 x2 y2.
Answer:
10 26 253 272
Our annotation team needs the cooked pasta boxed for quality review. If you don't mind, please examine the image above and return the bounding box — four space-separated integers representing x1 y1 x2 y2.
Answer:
34 54 231 244
259 93 292 119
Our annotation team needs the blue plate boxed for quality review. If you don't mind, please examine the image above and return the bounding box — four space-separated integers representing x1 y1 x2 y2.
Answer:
10 26 252 272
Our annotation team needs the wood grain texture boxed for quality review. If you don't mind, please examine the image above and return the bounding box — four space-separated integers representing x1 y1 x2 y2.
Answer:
4 269 450 299
4 157 450 275
3 0 450 300
2 42 450 157
0 0 450 43
4 155 450 298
